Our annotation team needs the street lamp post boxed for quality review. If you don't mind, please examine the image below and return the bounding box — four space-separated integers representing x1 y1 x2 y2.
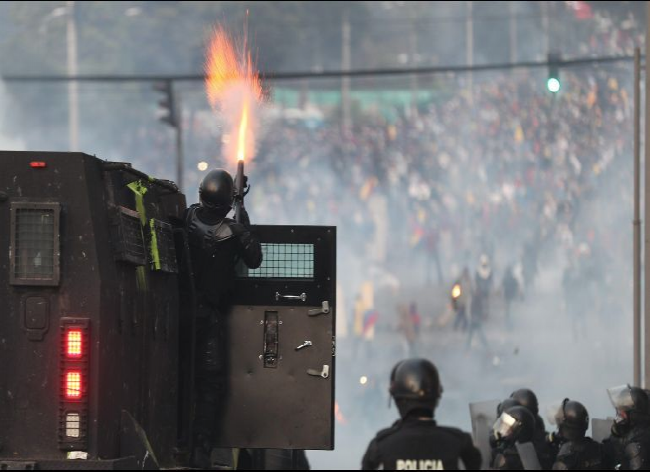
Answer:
66 0 79 151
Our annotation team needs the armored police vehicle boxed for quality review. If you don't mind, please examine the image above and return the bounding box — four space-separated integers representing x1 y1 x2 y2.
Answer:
0 151 336 469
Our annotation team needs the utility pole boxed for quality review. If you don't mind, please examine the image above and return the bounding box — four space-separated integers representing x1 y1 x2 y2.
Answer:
466 1 474 104
509 1 518 63
409 16 419 114
176 93 183 192
642 2 650 388
66 0 79 150
341 6 351 131
541 1 550 54
634 46 642 387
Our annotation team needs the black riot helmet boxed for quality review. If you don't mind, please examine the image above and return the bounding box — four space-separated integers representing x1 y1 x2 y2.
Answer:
389 359 443 417
553 398 589 441
497 398 521 417
493 405 535 445
511 388 540 417
199 169 234 213
608 384 650 426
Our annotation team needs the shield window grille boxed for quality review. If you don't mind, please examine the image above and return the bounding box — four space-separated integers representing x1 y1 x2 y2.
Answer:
240 243 314 279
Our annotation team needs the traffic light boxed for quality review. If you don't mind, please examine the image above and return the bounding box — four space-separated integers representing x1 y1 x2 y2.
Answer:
153 80 178 127
547 52 561 93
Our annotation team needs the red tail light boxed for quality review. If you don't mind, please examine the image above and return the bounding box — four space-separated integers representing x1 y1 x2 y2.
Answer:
29 161 47 168
66 329 83 359
65 371 82 400
60 318 90 449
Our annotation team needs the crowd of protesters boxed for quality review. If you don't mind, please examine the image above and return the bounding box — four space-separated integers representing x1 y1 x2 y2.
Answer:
98 3 640 342
109 57 634 341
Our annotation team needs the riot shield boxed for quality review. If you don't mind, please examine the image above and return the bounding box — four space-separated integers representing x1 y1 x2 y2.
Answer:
591 418 614 443
215 225 336 450
608 385 634 410
515 441 542 470
469 399 499 470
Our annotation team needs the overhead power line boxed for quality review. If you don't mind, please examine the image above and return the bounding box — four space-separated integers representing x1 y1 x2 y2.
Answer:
0 54 636 84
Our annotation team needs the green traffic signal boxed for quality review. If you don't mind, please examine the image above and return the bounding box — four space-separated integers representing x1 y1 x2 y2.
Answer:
546 52 561 93
547 77 561 93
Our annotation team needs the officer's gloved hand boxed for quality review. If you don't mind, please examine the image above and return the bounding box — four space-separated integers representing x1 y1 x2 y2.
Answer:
547 431 561 446
239 207 252 228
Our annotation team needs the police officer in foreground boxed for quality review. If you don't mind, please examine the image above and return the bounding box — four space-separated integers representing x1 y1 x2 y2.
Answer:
603 384 650 470
185 169 263 468
491 405 537 470
361 358 481 470
550 399 604 470
511 388 555 468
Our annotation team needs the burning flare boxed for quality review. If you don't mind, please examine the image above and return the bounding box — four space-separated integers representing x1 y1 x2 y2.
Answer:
205 27 262 165
451 284 462 299
335 401 348 425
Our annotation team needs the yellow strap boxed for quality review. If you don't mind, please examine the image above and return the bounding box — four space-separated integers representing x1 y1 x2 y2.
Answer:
127 181 148 225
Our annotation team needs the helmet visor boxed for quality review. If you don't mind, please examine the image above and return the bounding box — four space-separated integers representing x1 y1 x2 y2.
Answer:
608 385 634 411
493 411 519 439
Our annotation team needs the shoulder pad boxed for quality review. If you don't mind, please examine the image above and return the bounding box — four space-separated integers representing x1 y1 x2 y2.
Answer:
183 204 198 221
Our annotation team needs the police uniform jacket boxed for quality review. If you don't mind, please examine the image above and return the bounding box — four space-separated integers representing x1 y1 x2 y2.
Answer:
184 204 262 309
604 425 650 470
552 437 605 470
361 416 481 470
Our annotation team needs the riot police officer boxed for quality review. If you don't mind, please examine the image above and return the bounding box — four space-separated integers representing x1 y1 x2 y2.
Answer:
185 169 263 307
361 359 481 470
185 168 263 468
550 399 604 470
603 384 650 470
511 388 555 468
491 405 538 470
489 398 522 465
511 389 545 437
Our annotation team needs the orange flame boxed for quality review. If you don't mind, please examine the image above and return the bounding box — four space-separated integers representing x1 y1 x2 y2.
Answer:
205 26 262 165
335 401 348 425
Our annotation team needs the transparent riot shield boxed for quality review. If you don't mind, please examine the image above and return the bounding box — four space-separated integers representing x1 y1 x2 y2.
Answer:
591 418 614 443
515 442 542 470
469 399 499 470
